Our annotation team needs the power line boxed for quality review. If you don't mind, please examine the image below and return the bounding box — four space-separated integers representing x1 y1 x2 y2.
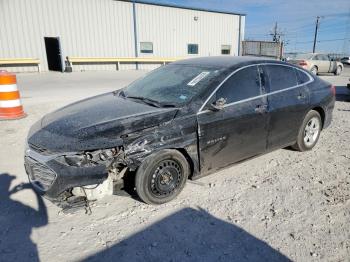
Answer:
295 38 350 44
320 38 350 42
342 9 350 54
245 12 349 53
245 12 347 29
318 26 349 33
245 12 348 31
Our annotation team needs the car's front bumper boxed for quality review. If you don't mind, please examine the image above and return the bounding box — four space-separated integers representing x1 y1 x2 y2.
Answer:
24 145 108 200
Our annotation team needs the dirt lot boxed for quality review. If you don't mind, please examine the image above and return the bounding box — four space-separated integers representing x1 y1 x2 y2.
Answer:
0 67 349 262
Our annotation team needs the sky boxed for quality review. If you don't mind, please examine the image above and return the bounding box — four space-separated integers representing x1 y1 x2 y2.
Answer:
141 0 350 54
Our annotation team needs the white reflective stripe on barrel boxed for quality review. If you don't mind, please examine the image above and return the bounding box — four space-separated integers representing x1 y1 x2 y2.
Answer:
0 99 21 108
0 84 18 92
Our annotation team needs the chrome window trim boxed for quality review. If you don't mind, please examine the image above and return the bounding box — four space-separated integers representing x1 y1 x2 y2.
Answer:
197 62 314 115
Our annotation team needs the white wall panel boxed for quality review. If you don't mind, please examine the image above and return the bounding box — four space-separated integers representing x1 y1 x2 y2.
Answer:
0 0 135 72
135 3 242 70
0 0 244 72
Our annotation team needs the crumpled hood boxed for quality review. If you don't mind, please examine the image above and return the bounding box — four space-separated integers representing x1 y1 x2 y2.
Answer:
27 92 178 153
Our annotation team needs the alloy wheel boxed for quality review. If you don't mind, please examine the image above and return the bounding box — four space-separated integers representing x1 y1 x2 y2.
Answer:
303 117 320 147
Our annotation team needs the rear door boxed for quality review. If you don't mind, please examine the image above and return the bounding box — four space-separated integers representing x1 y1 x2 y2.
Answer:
320 54 333 73
197 65 269 174
263 64 310 150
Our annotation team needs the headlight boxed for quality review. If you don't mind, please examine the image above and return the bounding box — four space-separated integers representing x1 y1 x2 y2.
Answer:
57 148 119 167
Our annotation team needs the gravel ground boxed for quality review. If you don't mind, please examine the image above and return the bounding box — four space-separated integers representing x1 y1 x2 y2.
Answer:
0 68 349 262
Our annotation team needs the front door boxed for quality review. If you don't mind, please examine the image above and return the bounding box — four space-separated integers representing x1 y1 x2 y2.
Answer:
197 65 269 174
319 54 332 73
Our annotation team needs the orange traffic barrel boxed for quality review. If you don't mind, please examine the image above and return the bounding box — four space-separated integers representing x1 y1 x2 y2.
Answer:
0 71 26 120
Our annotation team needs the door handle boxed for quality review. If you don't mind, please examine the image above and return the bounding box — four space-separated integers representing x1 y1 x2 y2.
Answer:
255 104 268 114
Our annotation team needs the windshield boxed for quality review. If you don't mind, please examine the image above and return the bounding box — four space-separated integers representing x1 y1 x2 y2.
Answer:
293 53 314 60
122 64 224 106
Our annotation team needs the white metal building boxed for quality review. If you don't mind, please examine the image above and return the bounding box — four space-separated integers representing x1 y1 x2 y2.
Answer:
0 0 245 72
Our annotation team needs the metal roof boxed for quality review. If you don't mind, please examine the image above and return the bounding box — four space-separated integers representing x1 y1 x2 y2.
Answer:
118 0 246 16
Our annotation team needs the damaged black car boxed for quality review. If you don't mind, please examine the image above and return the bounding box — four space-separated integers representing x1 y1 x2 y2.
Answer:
25 56 335 206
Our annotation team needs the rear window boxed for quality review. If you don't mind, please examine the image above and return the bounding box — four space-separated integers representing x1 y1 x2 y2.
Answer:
265 65 298 92
296 69 310 84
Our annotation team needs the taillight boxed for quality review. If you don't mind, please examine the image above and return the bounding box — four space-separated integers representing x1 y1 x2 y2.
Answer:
299 60 308 66
331 85 336 96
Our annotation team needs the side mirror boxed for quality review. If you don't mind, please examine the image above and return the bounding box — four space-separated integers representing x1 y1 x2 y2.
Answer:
209 97 226 111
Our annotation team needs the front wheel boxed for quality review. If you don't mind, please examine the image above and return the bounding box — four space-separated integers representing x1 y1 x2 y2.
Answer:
292 110 322 152
135 149 189 205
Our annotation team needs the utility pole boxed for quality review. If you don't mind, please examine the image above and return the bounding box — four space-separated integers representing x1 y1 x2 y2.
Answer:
269 22 284 60
270 22 284 43
271 22 279 42
132 0 139 70
312 16 320 53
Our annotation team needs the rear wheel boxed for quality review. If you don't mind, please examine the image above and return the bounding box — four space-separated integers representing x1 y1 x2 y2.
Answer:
310 66 318 75
334 66 342 76
135 149 189 205
293 110 322 152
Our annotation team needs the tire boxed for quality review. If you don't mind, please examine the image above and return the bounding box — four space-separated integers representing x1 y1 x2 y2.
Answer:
135 149 189 205
292 110 322 152
334 66 342 76
310 66 318 75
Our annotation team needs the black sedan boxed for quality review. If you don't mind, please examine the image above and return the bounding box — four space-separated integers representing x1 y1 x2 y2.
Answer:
25 56 335 205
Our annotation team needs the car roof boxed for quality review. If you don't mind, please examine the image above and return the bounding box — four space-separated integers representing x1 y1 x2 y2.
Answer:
172 56 277 68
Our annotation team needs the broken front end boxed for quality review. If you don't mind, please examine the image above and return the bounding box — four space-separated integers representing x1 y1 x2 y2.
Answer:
24 143 136 208
23 90 200 209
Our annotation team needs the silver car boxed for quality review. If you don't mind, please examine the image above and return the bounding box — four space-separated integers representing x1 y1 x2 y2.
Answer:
341 57 350 65
288 53 343 76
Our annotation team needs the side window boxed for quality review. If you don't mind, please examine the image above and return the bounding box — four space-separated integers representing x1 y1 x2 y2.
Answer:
188 44 198 54
140 42 153 54
313 55 320 60
216 66 261 104
321 55 330 61
221 45 231 55
296 69 310 84
265 65 298 92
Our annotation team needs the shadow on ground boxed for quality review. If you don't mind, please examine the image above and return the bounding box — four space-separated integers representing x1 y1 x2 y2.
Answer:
336 86 350 102
0 173 48 262
84 207 291 262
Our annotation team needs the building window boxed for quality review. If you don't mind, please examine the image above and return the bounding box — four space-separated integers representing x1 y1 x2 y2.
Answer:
140 42 153 54
188 44 198 54
221 45 231 55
